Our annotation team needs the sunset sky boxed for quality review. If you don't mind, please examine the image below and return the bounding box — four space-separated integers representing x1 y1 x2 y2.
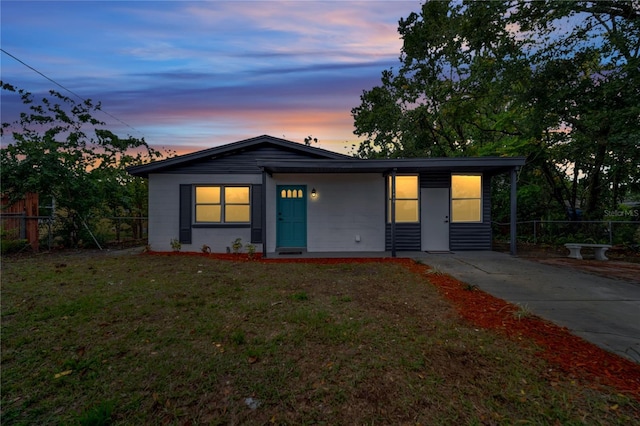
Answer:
1 0 422 155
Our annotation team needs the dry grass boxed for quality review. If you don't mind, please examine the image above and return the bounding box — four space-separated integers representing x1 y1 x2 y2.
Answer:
1 251 638 425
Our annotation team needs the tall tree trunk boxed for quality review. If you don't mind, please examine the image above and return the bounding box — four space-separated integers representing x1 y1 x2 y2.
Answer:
584 141 607 218
570 161 580 218
540 160 575 220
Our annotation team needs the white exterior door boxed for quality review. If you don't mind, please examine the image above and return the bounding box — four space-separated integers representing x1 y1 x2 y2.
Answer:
421 188 450 251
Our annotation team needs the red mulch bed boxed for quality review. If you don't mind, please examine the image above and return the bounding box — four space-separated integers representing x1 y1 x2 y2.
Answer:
422 269 640 400
147 251 640 401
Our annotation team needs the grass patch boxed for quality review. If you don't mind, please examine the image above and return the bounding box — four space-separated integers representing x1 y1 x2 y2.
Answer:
290 291 309 301
1 252 638 424
77 400 115 426
513 303 534 320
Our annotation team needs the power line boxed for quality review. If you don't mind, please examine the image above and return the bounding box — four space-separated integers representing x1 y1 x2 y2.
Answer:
1 48 145 137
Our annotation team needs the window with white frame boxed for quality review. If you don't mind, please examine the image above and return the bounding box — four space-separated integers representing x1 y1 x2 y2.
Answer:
451 175 482 222
195 185 250 223
387 175 419 223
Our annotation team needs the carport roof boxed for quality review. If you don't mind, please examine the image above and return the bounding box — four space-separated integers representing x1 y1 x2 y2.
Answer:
258 157 526 175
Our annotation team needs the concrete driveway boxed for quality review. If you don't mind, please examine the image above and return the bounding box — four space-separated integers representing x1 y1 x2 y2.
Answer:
416 251 640 363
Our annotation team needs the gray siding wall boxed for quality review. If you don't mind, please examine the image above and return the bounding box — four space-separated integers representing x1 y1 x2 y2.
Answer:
420 171 450 188
384 171 450 251
148 173 262 252
268 173 386 252
149 162 495 252
450 176 492 250
160 146 332 175
385 223 421 251
413 171 494 251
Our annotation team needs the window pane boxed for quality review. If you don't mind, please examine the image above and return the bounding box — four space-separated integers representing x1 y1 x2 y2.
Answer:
388 176 419 222
225 205 250 222
452 200 481 222
394 176 418 199
281 189 287 198
196 186 220 203
225 187 249 203
396 200 419 222
452 175 481 198
196 205 221 222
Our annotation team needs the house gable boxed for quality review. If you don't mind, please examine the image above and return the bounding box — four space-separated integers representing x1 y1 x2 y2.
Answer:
161 144 341 175
127 135 349 178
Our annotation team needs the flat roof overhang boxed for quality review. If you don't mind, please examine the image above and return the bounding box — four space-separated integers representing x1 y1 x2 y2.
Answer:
258 157 526 175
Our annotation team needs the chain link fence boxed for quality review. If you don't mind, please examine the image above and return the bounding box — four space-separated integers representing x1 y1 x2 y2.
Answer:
5 214 639 254
1 214 148 253
493 220 640 248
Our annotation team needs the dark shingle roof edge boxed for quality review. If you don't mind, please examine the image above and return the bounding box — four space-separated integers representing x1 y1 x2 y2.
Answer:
126 134 352 177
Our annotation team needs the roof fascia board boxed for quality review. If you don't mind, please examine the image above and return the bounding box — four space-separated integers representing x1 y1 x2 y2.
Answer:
258 157 526 173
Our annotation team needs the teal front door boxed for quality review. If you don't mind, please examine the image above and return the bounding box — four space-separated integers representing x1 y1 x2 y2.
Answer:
277 185 307 248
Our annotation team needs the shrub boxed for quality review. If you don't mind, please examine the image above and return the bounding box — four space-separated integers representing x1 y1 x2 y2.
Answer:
0 238 29 254
231 238 243 254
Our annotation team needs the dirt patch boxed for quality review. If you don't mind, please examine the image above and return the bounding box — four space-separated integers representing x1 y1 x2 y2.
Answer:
495 242 640 283
533 258 640 283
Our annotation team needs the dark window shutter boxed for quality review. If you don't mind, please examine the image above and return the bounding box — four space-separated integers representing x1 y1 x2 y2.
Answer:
179 184 192 244
251 184 262 243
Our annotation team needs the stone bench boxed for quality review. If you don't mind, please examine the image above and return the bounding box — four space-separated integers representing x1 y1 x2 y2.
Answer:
564 243 611 261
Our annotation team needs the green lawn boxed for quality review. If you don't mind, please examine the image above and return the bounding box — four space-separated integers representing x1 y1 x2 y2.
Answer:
1 252 638 425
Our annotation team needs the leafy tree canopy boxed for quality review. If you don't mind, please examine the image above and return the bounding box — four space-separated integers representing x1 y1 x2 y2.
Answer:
352 0 639 220
1 82 166 245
